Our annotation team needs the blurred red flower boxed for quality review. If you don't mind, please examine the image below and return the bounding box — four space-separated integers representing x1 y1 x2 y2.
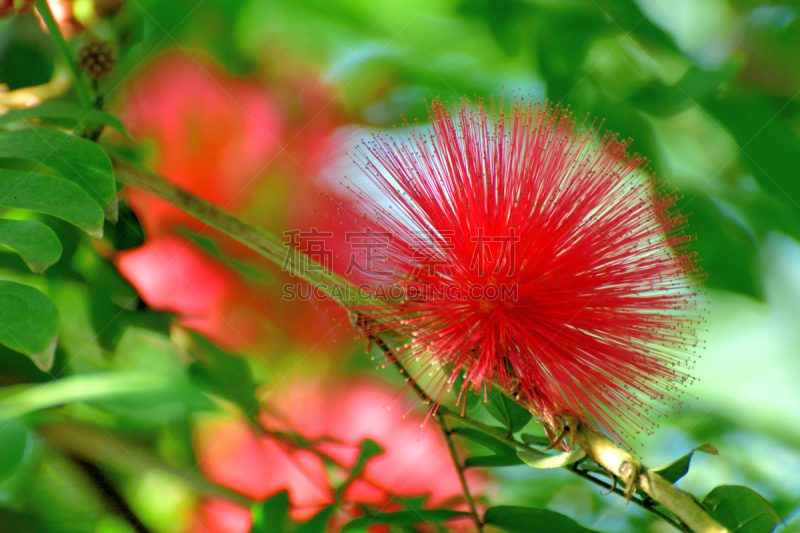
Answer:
189 498 252 533
115 52 351 352
115 234 269 351
120 52 285 238
190 378 485 532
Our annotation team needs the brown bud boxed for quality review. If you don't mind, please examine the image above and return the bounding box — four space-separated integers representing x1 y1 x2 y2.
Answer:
77 37 116 79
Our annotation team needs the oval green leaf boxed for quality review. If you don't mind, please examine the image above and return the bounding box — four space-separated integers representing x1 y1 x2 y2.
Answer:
521 433 553 447
465 454 525 468
0 281 59 371
0 219 62 274
0 419 33 484
652 442 719 484
0 371 190 418
702 485 781 533
483 388 532 433
0 129 116 210
0 102 134 141
483 506 606 532
453 373 480 412
518 448 586 469
0 169 104 237
451 426 517 456
340 510 471 532
187 332 261 416
251 491 289 533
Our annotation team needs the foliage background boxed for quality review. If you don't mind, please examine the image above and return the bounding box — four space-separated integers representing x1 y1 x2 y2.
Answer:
1 0 800 532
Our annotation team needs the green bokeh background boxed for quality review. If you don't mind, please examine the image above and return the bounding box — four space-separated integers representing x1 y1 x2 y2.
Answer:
1 0 800 532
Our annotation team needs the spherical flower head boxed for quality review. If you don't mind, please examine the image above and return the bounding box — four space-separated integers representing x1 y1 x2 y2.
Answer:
347 96 706 445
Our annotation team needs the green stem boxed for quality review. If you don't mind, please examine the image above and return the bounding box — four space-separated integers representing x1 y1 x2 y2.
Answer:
363 326 484 532
36 0 92 110
439 415 484 533
441 408 687 531
573 424 728 533
566 465 688 532
113 158 373 308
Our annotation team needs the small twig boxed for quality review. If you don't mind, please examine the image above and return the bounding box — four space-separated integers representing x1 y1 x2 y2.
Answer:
365 330 685 532
35 0 92 110
438 415 484 533
363 324 484 533
567 465 687 532
438 410 686 531
571 423 729 533
70 456 153 533
113 159 373 308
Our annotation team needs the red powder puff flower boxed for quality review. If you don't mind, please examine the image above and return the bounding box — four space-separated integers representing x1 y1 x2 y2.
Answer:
191 378 485 531
346 97 705 445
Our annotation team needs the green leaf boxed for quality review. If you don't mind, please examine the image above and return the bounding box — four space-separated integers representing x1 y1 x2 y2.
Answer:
464 454 524 468
0 371 211 419
0 102 134 141
597 0 681 52
187 333 261 417
0 129 117 211
0 169 105 238
349 439 383 479
451 426 517 456
251 492 335 533
93 379 214 423
296 506 335 533
483 388 532 433
0 219 62 274
702 486 781 533
628 64 740 117
103 200 145 251
518 448 586 469
453 373 480 412
653 442 718 484
483 506 605 532
701 94 800 237
684 195 760 299
340 510 471 532
521 433 552 447
251 491 290 533
0 281 59 371
0 419 34 484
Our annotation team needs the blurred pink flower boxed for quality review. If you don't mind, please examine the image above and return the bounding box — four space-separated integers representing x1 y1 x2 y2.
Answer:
114 51 352 353
115 234 269 351
191 378 486 531
189 498 253 533
120 52 285 238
